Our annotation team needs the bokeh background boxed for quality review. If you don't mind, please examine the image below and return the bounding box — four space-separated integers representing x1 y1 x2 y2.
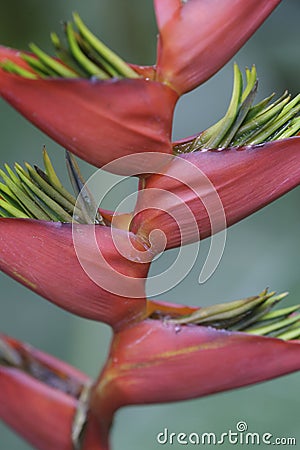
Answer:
0 1 299 449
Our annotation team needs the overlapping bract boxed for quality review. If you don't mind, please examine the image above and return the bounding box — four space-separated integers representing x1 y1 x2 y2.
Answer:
0 219 150 329
131 137 300 248
0 334 94 450
154 0 282 93
0 47 177 173
0 1 300 450
92 319 300 419
0 1 281 171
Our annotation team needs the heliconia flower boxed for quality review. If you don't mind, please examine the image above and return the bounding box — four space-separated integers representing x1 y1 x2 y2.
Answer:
129 64 300 249
154 0 281 94
0 47 177 173
91 317 300 421
0 334 109 450
0 1 282 172
130 137 300 249
0 219 150 329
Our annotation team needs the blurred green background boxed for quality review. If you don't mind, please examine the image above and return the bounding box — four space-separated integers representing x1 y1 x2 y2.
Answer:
0 1 299 449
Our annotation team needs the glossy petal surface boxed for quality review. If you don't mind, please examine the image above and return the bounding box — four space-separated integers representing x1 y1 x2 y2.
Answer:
93 319 300 417
0 334 89 450
130 137 300 249
155 0 281 93
0 47 177 174
0 219 150 328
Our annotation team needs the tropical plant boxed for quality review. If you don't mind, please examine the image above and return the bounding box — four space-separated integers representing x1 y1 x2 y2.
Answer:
0 1 299 449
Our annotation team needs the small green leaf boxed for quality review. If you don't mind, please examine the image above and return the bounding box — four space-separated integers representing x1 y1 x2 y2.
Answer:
0 168 50 220
25 162 76 214
50 32 88 77
15 164 75 222
175 65 300 154
0 181 20 204
43 147 62 189
2 13 140 81
257 304 300 321
233 93 290 144
230 293 286 331
0 149 108 225
245 103 300 145
241 65 257 103
169 290 273 326
220 81 258 148
277 325 300 341
73 12 139 79
244 92 276 122
29 42 78 78
65 21 109 79
273 117 300 140
0 199 30 219
244 313 300 336
66 151 106 225
168 290 300 342
76 34 119 78
205 63 244 148
21 53 58 77
0 60 38 79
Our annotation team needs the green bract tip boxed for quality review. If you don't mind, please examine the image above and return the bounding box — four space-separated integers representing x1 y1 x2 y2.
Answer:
0 148 106 225
167 290 300 340
1 13 139 80
174 64 300 154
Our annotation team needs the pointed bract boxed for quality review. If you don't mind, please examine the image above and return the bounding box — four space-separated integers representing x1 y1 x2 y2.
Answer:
0 219 150 328
130 137 300 249
0 47 177 174
1 368 76 450
0 334 88 450
155 0 281 94
92 319 300 418
0 334 109 450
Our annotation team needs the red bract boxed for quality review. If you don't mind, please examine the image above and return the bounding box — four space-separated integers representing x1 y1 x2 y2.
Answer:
154 0 282 94
0 47 177 174
0 2 300 449
0 334 96 450
0 219 150 329
130 137 300 249
1 369 76 450
0 1 283 172
91 319 300 421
